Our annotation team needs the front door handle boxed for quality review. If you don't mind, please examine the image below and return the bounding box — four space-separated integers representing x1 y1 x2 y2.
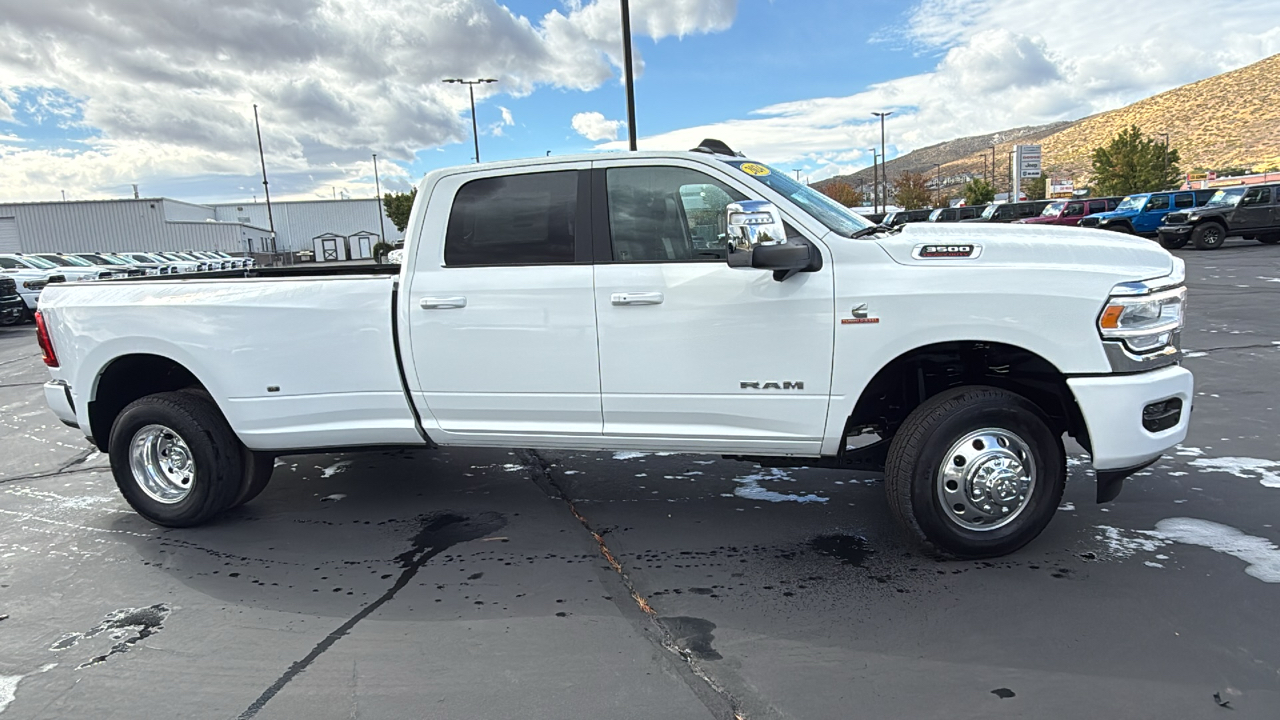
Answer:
420 296 467 309
611 292 664 306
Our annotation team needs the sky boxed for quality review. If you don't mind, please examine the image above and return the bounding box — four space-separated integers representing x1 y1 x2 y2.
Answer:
2 0 1279 204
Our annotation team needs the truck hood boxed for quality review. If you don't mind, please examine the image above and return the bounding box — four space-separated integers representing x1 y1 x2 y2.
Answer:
871 222 1173 280
1085 208 1135 222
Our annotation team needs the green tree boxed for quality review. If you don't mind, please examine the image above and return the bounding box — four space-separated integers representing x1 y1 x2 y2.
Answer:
1089 125 1182 196
963 178 996 206
1023 176 1046 201
383 188 417 233
893 170 934 209
819 181 865 207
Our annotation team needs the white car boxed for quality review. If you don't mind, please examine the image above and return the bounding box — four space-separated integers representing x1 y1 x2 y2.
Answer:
1 253 110 282
0 260 63 314
35 143 1192 558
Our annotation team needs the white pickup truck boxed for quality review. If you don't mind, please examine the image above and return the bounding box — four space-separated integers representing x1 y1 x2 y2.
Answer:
35 141 1193 558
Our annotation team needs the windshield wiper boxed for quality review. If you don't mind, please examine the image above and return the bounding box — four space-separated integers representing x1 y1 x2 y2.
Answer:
850 224 892 238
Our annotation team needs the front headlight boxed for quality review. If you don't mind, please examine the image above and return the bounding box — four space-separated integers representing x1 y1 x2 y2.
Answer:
1098 217 1111 225
1187 214 1200 222
22 280 47 291
1098 286 1186 353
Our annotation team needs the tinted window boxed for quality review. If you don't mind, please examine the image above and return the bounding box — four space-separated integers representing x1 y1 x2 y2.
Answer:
1241 187 1272 206
444 171 578 267
0 257 24 269
1174 194 1195 209
1063 203 1084 217
1086 201 1107 214
606 166 747 262
1146 195 1170 211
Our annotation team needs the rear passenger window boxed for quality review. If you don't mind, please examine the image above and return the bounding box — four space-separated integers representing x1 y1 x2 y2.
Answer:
606 166 747 262
1174 194 1194 208
1146 195 1170 210
1063 203 1084 217
1242 187 1272 206
444 171 578 267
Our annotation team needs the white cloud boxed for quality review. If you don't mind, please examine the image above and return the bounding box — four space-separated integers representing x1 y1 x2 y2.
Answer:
572 111 625 141
0 0 738 201
606 0 1280 179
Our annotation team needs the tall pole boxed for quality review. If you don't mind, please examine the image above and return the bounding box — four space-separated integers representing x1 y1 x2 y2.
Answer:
870 149 879 213
932 163 942 207
443 79 497 163
1159 132 1170 185
873 111 893 210
1007 150 1016 201
990 145 996 190
620 0 638 151
253 104 276 254
372 153 387 244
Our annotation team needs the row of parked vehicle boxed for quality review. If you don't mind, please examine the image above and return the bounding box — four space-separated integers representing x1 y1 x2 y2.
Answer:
0 250 252 326
870 185 1280 251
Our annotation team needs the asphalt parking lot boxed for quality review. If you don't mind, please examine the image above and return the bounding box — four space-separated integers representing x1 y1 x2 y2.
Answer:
2 236 1279 719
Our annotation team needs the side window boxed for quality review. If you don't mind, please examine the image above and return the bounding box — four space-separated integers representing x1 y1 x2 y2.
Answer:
1174 194 1195 208
1085 201 1105 214
1146 195 1170 211
606 166 747 262
444 171 578 267
1063 203 1084 217
1242 187 1271 206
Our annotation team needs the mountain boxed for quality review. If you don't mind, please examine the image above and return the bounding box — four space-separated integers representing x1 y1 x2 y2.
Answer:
820 52 1280 199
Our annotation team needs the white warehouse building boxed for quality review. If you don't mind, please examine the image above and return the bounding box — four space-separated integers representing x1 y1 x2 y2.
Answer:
0 197 401 260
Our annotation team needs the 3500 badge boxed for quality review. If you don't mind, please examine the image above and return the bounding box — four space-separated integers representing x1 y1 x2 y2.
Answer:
912 244 980 259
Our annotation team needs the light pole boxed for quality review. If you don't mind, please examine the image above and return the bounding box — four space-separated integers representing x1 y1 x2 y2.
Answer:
620 0 638 151
252 104 277 255
1007 150 1015 200
793 169 802 181
931 163 942 207
990 144 996 189
442 78 497 163
869 148 879 213
872 111 893 210
372 153 387 245
1158 132 1170 184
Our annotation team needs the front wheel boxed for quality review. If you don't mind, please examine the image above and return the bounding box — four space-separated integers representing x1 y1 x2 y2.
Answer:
1192 223 1226 250
1159 234 1189 250
884 386 1065 558
108 391 245 527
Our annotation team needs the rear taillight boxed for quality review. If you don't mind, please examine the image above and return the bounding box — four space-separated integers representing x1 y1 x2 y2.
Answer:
34 311 58 368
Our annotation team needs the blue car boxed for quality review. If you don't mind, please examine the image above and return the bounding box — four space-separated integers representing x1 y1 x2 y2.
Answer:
1079 189 1216 237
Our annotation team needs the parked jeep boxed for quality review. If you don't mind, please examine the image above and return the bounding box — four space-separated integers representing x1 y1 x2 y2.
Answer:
959 200 1051 223
1157 183 1280 250
1079 190 1216 237
1015 197 1120 227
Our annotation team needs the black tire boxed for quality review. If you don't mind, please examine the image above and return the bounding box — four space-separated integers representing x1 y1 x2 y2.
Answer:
1258 235 1280 245
1192 223 1226 250
1108 223 1134 234
232 451 275 508
884 386 1065 559
108 391 244 527
1159 234 1189 250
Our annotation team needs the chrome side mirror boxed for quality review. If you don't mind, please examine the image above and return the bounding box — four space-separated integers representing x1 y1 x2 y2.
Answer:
726 201 787 251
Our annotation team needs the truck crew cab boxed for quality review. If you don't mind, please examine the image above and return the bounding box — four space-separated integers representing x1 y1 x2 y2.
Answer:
34 141 1193 559
1157 183 1280 250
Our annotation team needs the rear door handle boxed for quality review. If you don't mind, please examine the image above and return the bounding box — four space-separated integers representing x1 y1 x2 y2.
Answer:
420 296 467 309
611 292 664 306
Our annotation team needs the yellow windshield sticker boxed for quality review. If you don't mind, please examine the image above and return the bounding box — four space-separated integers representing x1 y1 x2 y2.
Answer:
739 162 771 177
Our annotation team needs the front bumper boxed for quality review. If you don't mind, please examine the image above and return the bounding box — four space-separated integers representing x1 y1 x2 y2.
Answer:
44 380 78 428
1157 225 1192 238
0 296 24 324
1068 365 1193 472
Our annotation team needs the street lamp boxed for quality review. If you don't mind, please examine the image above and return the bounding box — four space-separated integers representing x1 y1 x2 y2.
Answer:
620 0 638 151
872 111 893 210
869 148 879 213
1158 132 1170 183
373 153 387 244
931 163 942 207
989 144 996 188
442 78 497 163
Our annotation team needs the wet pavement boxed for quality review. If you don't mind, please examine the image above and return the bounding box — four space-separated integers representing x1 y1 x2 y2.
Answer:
1 237 1279 718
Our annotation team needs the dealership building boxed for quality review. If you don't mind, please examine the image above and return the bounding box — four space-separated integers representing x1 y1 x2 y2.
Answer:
0 197 402 260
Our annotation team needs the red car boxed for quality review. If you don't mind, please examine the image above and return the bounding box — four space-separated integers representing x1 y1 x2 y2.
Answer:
1016 197 1121 226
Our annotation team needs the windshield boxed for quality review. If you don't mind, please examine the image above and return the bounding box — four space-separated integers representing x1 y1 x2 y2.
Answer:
981 204 1000 219
98 254 131 265
1041 202 1065 216
41 254 90 267
724 161 874 237
19 255 58 269
1115 195 1147 212
72 254 112 265
1205 188 1246 207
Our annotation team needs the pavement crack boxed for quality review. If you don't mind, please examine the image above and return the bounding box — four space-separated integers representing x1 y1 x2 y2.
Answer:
236 511 505 720
518 449 748 720
0 465 102 487
1183 342 1280 355
0 381 44 388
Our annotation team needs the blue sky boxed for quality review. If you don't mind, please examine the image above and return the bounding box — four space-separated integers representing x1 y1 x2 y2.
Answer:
2 0 1279 203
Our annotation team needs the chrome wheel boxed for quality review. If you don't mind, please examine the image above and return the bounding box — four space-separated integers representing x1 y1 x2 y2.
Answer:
129 424 197 504
936 428 1035 531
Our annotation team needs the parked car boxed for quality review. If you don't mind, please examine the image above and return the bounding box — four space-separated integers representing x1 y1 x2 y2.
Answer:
0 276 25 325
928 206 985 222
31 253 125 280
112 252 180 274
959 200 1052 223
67 253 146 277
1157 183 1280 250
209 250 254 268
36 143 1192 560
0 259 64 314
1 253 109 282
1078 190 1217 237
1015 197 1121 227
157 252 212 272
881 209 933 227
187 251 236 270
